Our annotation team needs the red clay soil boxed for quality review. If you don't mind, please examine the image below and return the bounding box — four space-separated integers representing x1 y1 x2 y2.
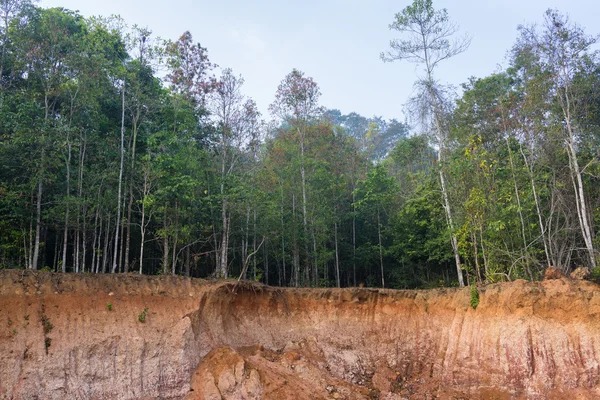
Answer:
1 270 600 399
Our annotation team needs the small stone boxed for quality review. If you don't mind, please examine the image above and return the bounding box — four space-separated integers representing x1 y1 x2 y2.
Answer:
108 292 114 296
570 267 590 280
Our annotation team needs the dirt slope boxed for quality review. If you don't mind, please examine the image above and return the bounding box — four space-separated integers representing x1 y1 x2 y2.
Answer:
1 270 600 399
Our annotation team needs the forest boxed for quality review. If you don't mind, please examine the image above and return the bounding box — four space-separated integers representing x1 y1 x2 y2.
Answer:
1 0 599 289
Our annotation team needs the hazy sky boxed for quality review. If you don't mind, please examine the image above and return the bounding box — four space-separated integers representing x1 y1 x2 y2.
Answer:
38 0 600 121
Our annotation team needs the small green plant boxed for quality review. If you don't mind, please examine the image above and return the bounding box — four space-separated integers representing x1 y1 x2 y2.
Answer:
470 284 480 309
138 307 148 323
41 314 53 335
44 337 52 352
7 318 12 327
107 302 113 311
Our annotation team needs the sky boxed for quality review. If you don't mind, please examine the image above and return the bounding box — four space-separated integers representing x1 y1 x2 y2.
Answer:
38 0 600 121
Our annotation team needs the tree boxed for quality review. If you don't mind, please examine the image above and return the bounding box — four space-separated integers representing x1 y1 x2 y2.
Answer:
209 68 260 278
355 164 398 288
269 69 322 286
381 0 471 286
515 10 599 269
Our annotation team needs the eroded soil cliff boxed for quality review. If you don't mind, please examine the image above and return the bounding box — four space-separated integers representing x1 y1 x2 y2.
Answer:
1 270 599 399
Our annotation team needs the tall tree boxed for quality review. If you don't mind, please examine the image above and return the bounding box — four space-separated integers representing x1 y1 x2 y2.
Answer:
209 68 260 278
269 69 322 286
381 0 471 286
515 10 599 269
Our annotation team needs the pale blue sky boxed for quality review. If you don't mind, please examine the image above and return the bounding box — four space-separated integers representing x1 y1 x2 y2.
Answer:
39 0 600 121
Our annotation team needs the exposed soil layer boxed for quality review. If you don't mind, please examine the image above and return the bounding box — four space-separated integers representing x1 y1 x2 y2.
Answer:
1 270 600 399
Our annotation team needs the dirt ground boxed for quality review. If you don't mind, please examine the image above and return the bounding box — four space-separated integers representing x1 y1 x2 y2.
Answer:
1 270 600 399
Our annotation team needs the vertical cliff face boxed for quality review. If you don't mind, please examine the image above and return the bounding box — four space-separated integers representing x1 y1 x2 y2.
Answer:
1 271 600 399
188 279 600 399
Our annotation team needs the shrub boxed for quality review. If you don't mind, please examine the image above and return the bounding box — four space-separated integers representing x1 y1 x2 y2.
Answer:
138 307 148 323
41 315 53 335
470 284 480 309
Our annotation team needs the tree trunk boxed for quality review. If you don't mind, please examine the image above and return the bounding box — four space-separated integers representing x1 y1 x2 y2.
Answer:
112 83 125 273
163 208 169 275
298 127 310 286
334 219 340 288
219 198 229 278
280 180 286 286
91 207 99 274
519 142 552 268
62 131 72 273
185 247 191 277
171 201 179 275
567 141 596 268
352 189 357 286
377 208 385 288
102 213 111 273
559 66 596 269
292 192 299 287
32 164 42 271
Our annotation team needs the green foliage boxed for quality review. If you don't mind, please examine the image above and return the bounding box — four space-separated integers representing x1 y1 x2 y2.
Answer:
470 284 480 309
590 267 600 283
107 302 113 311
0 2 599 290
138 307 148 323
41 314 53 335
45 337 52 352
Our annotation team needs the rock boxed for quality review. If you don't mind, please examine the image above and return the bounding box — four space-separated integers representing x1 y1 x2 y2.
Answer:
570 267 591 280
544 266 566 280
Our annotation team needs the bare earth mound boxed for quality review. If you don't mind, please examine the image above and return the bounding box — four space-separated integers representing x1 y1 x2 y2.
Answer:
1 270 600 399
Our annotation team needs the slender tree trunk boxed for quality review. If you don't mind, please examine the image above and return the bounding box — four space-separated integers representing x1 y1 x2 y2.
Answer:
82 207 87 273
102 213 111 273
280 179 286 286
264 243 269 285
567 141 596 268
219 198 229 278
298 127 310 285
519 142 552 268
28 217 33 270
51 231 58 272
377 208 384 288
559 69 596 269
185 247 191 277
292 192 299 287
252 208 257 280
352 189 357 286
422 47 464 286
91 207 99 274
118 205 126 272
219 137 229 278
124 185 133 273
139 220 145 275
62 131 72 273
75 228 80 273
334 219 340 288
241 209 249 279
163 208 169 275
112 83 125 273
139 202 146 275
171 201 179 275
96 213 103 274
